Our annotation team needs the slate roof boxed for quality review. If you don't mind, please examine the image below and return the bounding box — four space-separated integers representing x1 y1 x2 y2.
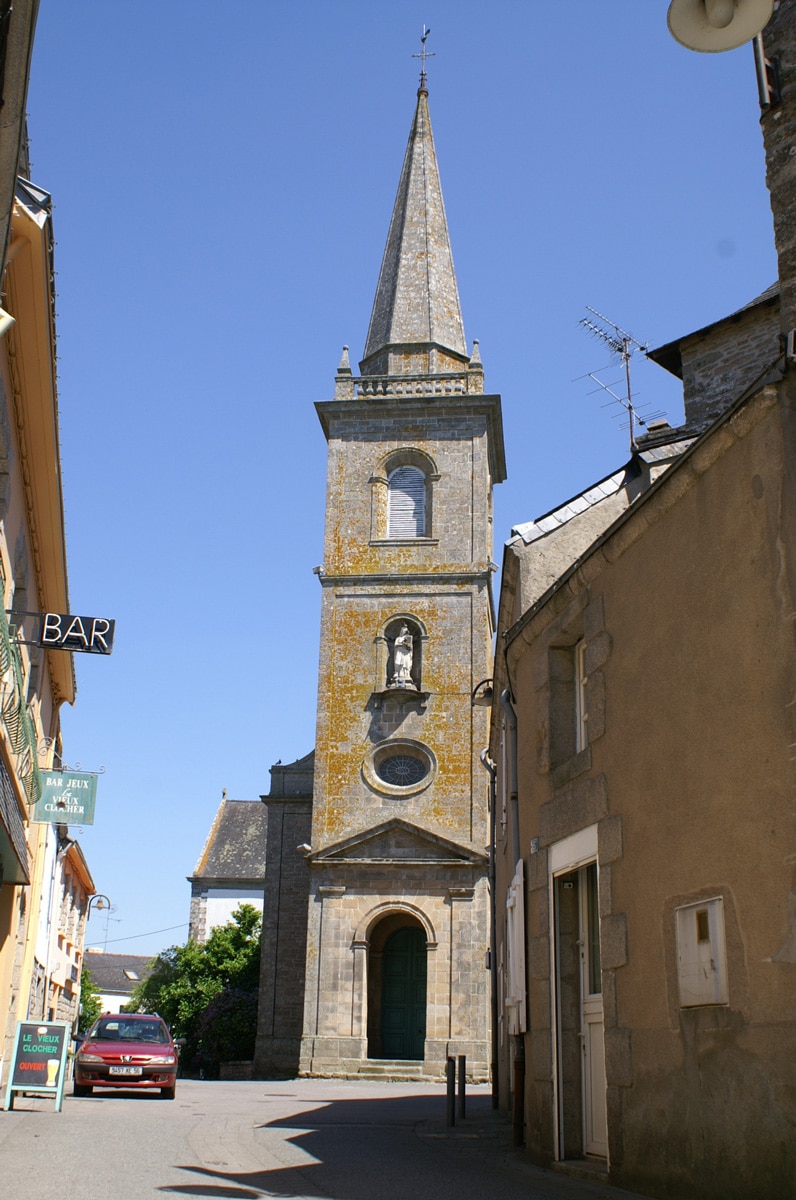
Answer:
83 951 154 996
189 797 267 883
509 440 695 547
361 85 467 368
511 467 632 546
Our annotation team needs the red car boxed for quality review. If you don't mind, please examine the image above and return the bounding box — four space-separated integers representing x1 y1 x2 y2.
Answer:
74 1014 182 1099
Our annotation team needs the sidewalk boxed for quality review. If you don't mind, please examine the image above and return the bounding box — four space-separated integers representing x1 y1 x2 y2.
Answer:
417 1093 654 1200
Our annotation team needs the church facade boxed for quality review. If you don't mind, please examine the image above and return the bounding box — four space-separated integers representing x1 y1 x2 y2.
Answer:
255 77 504 1079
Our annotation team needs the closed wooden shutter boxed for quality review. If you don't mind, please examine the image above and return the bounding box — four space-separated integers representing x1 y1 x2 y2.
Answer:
388 466 426 537
505 859 527 1035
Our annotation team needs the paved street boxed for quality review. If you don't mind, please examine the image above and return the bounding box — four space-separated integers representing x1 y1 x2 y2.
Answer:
0 1078 653 1200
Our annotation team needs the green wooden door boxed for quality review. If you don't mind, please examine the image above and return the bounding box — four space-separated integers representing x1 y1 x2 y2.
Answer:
381 926 427 1060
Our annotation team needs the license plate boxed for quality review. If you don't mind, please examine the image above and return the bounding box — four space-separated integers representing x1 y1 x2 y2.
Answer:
108 1066 143 1076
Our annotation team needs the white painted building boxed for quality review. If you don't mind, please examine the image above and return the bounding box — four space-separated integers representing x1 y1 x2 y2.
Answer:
188 797 266 942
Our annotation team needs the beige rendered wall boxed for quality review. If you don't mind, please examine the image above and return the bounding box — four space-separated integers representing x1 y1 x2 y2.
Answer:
504 389 795 1199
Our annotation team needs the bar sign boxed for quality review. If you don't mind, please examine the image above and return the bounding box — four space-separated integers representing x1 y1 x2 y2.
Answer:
38 612 115 654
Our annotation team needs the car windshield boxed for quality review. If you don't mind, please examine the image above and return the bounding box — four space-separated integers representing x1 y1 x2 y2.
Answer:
89 1017 170 1044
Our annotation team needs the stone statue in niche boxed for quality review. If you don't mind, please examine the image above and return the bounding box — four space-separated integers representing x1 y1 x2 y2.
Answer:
390 624 415 688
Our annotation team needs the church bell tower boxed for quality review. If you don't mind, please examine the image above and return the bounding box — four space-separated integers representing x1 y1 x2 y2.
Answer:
255 69 505 1080
298 71 505 1078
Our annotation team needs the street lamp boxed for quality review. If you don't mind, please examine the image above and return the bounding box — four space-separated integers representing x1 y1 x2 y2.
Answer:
87 893 110 916
471 678 494 707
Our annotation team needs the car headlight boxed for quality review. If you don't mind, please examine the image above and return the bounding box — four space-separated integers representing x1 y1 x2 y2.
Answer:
149 1055 176 1065
78 1052 103 1063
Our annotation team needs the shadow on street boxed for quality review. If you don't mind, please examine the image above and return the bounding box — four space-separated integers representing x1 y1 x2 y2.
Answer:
157 1088 648 1200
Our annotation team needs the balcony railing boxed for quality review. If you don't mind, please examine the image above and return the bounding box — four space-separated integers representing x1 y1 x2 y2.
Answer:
0 605 41 805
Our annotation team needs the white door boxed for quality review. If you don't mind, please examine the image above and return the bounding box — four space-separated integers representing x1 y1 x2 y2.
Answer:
579 863 607 1158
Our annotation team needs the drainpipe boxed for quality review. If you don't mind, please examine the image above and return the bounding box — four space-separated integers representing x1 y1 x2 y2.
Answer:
479 748 499 1109
499 688 525 1144
500 690 520 869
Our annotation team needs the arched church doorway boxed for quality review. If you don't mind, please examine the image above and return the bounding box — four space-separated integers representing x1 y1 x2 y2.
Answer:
367 915 427 1060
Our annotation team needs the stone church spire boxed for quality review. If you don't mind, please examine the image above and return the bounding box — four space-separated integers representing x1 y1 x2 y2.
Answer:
360 82 468 378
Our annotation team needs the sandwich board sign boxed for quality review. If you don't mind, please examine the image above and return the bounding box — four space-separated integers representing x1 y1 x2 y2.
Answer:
3 1021 70 1111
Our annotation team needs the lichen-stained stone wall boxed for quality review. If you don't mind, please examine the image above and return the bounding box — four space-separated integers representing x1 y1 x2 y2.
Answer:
316 395 503 578
311 391 501 856
298 383 503 1078
311 584 492 849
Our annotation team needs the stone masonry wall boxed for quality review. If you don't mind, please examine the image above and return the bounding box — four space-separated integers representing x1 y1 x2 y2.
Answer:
253 796 312 1078
680 299 780 433
299 868 491 1078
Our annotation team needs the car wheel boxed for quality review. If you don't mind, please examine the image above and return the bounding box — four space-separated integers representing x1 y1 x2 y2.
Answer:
160 1085 176 1099
73 1084 93 1097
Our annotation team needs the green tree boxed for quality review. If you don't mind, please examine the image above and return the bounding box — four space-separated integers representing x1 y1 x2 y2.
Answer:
127 904 261 1069
78 968 102 1033
197 987 259 1067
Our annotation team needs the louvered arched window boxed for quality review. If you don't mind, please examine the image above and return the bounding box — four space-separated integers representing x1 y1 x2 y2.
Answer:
388 466 426 538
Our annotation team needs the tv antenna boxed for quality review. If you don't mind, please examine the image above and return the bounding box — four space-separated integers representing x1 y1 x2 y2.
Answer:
577 307 662 452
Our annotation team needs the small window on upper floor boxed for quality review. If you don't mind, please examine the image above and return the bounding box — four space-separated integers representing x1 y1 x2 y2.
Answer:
388 466 426 538
548 641 583 768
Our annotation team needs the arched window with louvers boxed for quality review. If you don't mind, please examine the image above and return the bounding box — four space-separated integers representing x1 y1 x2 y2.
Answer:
387 465 427 538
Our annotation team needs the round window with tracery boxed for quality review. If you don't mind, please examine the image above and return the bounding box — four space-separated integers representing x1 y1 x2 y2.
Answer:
376 754 427 787
364 739 436 797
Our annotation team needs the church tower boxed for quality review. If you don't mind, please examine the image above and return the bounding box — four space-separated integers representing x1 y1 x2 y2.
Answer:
255 73 505 1080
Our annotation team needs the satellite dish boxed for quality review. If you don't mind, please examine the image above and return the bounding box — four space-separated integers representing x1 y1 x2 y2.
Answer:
667 0 774 52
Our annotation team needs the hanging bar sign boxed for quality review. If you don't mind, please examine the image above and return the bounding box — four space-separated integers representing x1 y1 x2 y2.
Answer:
30 771 99 825
37 612 115 654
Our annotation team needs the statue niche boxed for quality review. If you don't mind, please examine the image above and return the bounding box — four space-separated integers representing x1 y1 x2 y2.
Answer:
386 619 420 692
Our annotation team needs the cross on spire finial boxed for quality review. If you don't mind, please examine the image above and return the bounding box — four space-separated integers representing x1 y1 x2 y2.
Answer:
412 25 435 93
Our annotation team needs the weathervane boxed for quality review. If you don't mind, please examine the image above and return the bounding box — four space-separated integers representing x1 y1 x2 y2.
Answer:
413 25 435 89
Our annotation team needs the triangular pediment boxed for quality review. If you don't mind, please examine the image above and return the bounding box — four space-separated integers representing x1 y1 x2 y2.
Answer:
312 818 487 866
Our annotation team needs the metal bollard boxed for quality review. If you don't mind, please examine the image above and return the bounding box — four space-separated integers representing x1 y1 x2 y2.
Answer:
446 1056 456 1126
457 1054 466 1119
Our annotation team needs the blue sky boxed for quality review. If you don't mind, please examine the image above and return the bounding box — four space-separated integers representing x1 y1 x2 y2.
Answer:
26 2 777 956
